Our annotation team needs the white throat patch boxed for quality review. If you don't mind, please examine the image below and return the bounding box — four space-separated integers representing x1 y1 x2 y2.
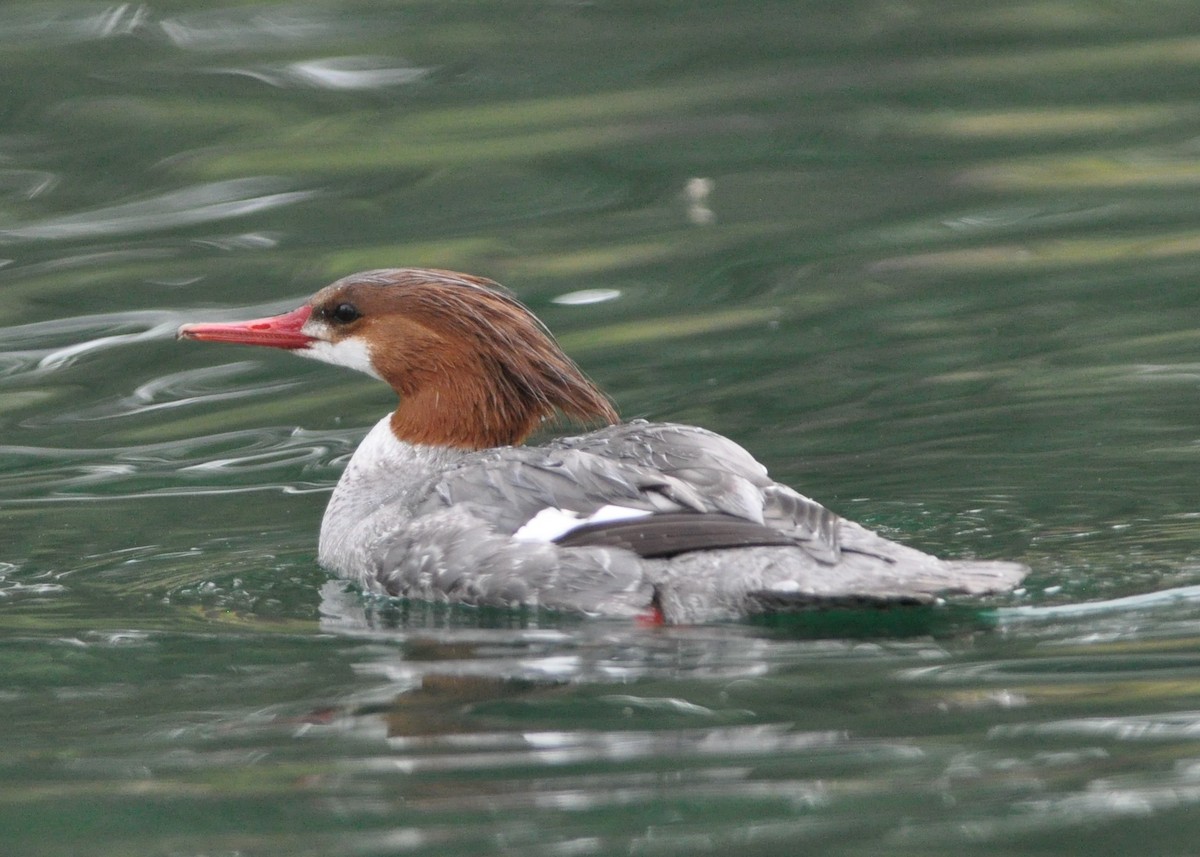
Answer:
297 322 382 379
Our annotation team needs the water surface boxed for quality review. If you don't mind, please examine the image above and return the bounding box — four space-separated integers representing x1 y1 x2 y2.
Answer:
2 2 1200 854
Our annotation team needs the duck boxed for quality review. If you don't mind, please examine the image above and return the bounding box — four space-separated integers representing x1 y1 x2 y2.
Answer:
178 268 1027 623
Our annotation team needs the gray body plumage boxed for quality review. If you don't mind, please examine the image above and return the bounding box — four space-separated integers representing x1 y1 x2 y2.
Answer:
319 415 1027 623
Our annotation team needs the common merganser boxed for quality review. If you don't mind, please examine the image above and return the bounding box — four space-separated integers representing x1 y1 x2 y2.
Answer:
178 268 1027 623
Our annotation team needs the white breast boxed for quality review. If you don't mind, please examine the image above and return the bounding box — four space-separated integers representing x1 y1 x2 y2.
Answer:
317 414 458 577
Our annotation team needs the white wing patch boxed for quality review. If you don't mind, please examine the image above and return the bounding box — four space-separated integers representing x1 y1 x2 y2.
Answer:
514 505 652 543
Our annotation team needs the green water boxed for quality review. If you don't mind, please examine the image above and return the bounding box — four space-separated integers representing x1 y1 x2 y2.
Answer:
2 1 1200 854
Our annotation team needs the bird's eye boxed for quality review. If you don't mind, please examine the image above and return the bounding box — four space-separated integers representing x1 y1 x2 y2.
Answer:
329 302 361 324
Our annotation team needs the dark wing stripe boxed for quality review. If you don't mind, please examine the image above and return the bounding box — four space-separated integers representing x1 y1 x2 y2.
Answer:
553 512 797 559
745 591 933 612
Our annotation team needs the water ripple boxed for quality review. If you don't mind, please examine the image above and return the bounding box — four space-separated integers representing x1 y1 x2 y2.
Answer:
992 711 1200 742
32 362 298 423
0 3 149 45
38 322 182 372
159 7 349 50
0 309 177 377
1001 584 1200 620
0 177 315 242
0 168 59 199
0 302 305 377
350 724 849 774
215 56 431 90
0 426 359 501
0 563 67 599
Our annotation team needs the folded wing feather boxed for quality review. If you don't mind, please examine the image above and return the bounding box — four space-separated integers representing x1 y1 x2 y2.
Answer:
415 421 843 562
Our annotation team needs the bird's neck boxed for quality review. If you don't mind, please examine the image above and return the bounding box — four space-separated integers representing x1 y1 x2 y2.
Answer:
388 377 540 450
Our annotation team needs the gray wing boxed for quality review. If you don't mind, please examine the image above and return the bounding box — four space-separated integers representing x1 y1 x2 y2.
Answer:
352 421 1027 621
413 421 842 562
